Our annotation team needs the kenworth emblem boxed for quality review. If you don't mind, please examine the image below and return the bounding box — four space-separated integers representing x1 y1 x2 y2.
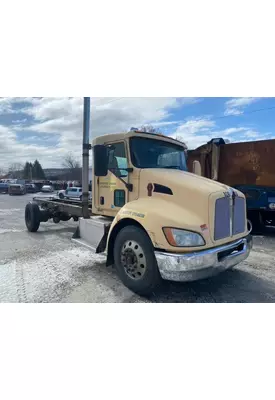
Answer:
224 188 236 199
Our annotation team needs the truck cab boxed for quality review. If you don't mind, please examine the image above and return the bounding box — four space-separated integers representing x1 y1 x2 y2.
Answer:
75 130 252 295
24 130 252 296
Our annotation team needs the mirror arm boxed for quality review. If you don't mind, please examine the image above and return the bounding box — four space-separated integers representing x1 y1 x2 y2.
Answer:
108 169 133 192
109 168 133 173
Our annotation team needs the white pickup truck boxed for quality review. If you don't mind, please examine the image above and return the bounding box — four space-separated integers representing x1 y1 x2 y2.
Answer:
57 187 92 201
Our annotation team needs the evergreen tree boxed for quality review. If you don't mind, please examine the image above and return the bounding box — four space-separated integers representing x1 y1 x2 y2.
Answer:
32 160 38 179
33 160 45 179
23 162 32 179
23 160 45 180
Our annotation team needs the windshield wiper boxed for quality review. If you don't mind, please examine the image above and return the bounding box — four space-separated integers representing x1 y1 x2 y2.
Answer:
160 166 181 170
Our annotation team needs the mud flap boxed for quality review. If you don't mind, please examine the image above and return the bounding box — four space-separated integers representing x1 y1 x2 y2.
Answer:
96 224 111 253
72 226 80 239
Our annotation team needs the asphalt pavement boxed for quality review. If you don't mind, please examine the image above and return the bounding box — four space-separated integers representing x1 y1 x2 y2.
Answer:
1 192 275 303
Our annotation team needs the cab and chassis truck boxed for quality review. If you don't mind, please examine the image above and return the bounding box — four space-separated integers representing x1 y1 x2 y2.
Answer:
25 130 252 296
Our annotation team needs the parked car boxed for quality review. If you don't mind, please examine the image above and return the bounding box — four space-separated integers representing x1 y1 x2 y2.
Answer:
9 184 26 195
0 183 9 194
41 185 54 193
25 183 38 193
57 187 92 201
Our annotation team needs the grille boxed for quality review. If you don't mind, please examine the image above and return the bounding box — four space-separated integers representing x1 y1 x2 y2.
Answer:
214 195 246 240
214 197 231 240
233 197 246 235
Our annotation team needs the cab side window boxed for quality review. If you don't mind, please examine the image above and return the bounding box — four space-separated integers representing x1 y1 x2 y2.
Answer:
108 142 128 177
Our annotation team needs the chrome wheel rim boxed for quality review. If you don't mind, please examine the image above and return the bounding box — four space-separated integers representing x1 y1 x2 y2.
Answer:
121 240 146 280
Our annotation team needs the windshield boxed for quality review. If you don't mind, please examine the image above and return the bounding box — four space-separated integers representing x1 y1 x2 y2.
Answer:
130 137 187 171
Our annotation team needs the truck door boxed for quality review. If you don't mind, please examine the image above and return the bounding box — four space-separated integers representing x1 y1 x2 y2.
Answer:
95 141 129 216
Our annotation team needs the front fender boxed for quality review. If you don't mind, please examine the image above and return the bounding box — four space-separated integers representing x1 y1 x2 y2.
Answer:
107 197 210 252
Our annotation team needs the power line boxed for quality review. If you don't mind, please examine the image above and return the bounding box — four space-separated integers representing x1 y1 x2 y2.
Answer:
89 98 275 132
91 98 275 119
92 97 124 109
213 105 275 120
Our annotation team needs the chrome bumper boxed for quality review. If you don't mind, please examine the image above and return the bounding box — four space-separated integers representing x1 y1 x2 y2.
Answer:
155 235 253 282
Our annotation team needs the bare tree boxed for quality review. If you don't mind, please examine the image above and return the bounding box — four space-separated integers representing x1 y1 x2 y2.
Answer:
137 125 162 134
62 152 81 169
8 163 24 178
173 135 187 149
136 126 188 150
0 167 6 176
62 153 81 181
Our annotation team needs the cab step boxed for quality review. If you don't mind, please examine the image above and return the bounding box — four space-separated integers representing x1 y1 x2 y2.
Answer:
72 216 112 254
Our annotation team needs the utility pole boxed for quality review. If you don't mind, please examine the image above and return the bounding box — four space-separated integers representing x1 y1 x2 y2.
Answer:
82 97 91 219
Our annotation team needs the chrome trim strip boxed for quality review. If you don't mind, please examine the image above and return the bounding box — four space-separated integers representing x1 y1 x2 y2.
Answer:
155 236 252 282
157 237 248 259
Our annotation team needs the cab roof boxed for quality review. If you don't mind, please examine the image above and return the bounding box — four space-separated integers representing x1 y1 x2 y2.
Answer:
92 130 187 149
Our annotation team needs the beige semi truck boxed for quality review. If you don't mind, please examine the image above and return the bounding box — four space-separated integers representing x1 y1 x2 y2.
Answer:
25 130 252 296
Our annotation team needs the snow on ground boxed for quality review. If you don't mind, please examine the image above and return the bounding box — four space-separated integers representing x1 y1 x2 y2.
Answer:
1 193 275 302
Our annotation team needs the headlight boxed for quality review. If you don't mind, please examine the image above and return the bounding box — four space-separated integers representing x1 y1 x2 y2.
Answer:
269 203 275 210
163 228 205 247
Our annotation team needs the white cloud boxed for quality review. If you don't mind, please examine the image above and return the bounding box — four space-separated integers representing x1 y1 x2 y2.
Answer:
0 124 67 169
170 118 216 148
0 97 198 168
216 128 272 142
224 97 260 116
0 97 18 114
23 97 188 153
210 127 248 136
242 129 261 138
170 117 273 150
1 97 272 170
11 118 27 124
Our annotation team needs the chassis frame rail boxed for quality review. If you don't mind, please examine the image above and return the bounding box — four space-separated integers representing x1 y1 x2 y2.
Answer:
32 196 93 218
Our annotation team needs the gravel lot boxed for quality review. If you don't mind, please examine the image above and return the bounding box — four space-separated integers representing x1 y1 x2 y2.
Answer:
1 193 275 303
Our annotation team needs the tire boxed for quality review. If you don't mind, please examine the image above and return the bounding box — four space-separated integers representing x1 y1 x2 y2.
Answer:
60 213 71 222
25 203 41 232
248 211 266 234
113 226 162 296
247 219 252 233
79 195 82 201
59 193 64 199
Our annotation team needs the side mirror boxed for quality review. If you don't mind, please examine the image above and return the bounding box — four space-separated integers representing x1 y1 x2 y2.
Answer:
192 160 202 176
94 145 108 176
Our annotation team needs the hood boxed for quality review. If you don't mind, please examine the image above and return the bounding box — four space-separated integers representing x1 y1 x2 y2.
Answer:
140 168 229 196
137 168 248 246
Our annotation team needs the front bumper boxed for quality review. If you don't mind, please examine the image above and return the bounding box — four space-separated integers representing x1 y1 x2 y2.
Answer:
155 235 253 282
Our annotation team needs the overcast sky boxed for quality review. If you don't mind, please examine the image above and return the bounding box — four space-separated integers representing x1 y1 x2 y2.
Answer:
0 97 274 170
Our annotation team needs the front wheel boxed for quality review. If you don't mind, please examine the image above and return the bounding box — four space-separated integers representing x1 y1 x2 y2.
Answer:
59 192 64 199
113 226 162 296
